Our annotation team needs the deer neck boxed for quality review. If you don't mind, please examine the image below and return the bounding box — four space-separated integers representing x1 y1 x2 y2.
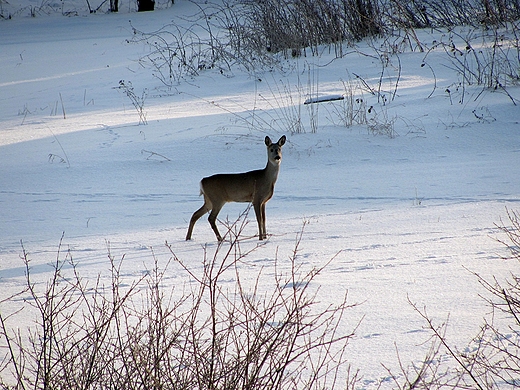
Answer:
263 160 280 182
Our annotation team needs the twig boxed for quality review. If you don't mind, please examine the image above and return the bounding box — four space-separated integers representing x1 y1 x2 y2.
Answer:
59 92 66 119
141 149 171 161
48 127 70 168
409 298 485 390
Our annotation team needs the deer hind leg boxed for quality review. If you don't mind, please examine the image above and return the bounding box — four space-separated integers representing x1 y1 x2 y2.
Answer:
208 202 224 242
186 198 211 240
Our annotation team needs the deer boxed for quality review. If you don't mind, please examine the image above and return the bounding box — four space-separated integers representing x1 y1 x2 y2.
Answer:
186 135 286 242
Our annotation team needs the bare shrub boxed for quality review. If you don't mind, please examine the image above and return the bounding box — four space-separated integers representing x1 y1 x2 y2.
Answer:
386 0 520 29
390 209 520 389
460 208 520 388
128 1 239 87
259 75 307 134
115 80 148 124
129 0 520 98
226 0 382 58
128 0 385 86
386 0 480 29
326 78 368 128
420 25 520 105
367 106 398 138
0 222 359 389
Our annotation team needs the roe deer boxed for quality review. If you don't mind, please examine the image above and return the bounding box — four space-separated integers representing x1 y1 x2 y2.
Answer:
186 135 286 241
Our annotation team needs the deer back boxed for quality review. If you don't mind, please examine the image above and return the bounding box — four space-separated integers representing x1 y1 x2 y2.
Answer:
201 169 267 203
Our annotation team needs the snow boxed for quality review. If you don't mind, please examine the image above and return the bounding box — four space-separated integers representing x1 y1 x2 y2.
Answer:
1 1 519 387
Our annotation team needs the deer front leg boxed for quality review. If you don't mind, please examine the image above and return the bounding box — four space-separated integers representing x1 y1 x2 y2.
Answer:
253 202 266 240
261 202 267 239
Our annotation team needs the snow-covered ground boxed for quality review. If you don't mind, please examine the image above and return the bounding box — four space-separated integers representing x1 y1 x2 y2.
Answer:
1 1 519 387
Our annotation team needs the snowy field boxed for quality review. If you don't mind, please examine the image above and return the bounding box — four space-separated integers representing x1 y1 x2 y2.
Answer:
1 0 519 387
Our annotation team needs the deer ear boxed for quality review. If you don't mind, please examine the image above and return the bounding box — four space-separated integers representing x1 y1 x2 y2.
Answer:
265 136 272 146
278 135 286 146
